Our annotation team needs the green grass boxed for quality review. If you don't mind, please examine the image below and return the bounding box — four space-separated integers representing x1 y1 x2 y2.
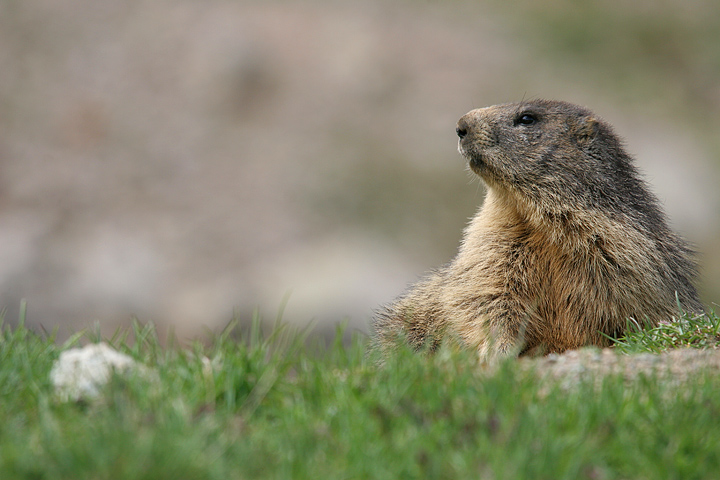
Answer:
611 309 720 354
2 312 720 480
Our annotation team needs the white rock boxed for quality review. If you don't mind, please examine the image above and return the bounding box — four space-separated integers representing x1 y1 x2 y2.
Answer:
50 343 140 401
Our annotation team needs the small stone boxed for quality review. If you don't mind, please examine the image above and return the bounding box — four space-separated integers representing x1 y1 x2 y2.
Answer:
50 343 142 401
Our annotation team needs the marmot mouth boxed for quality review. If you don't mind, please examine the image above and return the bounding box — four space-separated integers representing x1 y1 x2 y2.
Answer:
459 143 486 174
468 154 485 172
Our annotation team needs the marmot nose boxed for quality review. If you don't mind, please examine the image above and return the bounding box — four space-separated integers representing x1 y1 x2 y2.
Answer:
456 117 469 139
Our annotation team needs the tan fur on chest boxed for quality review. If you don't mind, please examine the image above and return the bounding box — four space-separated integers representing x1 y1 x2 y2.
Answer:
449 188 671 355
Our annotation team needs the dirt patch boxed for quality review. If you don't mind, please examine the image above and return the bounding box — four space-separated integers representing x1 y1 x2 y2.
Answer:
526 347 720 390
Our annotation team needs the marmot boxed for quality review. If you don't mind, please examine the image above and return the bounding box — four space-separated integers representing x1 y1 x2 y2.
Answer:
373 99 703 360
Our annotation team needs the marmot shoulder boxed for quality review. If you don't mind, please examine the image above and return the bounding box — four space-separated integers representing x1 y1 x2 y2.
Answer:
373 99 702 360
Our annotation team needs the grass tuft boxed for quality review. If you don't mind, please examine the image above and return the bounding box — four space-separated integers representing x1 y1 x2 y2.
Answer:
610 310 720 354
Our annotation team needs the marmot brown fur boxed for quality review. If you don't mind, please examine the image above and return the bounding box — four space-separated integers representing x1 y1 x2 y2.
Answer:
373 99 703 360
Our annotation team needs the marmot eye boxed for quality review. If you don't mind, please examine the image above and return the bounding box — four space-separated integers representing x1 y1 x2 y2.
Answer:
516 113 537 126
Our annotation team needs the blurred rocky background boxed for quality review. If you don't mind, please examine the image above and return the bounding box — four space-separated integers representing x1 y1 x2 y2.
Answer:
1 0 719 340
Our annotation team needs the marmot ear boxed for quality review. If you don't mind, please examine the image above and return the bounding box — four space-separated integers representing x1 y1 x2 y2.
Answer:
575 117 600 145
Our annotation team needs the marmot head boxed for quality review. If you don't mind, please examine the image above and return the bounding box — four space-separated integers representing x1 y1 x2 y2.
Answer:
456 99 646 218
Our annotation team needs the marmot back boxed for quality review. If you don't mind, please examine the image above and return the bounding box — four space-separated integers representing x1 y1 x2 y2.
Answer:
373 99 702 360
